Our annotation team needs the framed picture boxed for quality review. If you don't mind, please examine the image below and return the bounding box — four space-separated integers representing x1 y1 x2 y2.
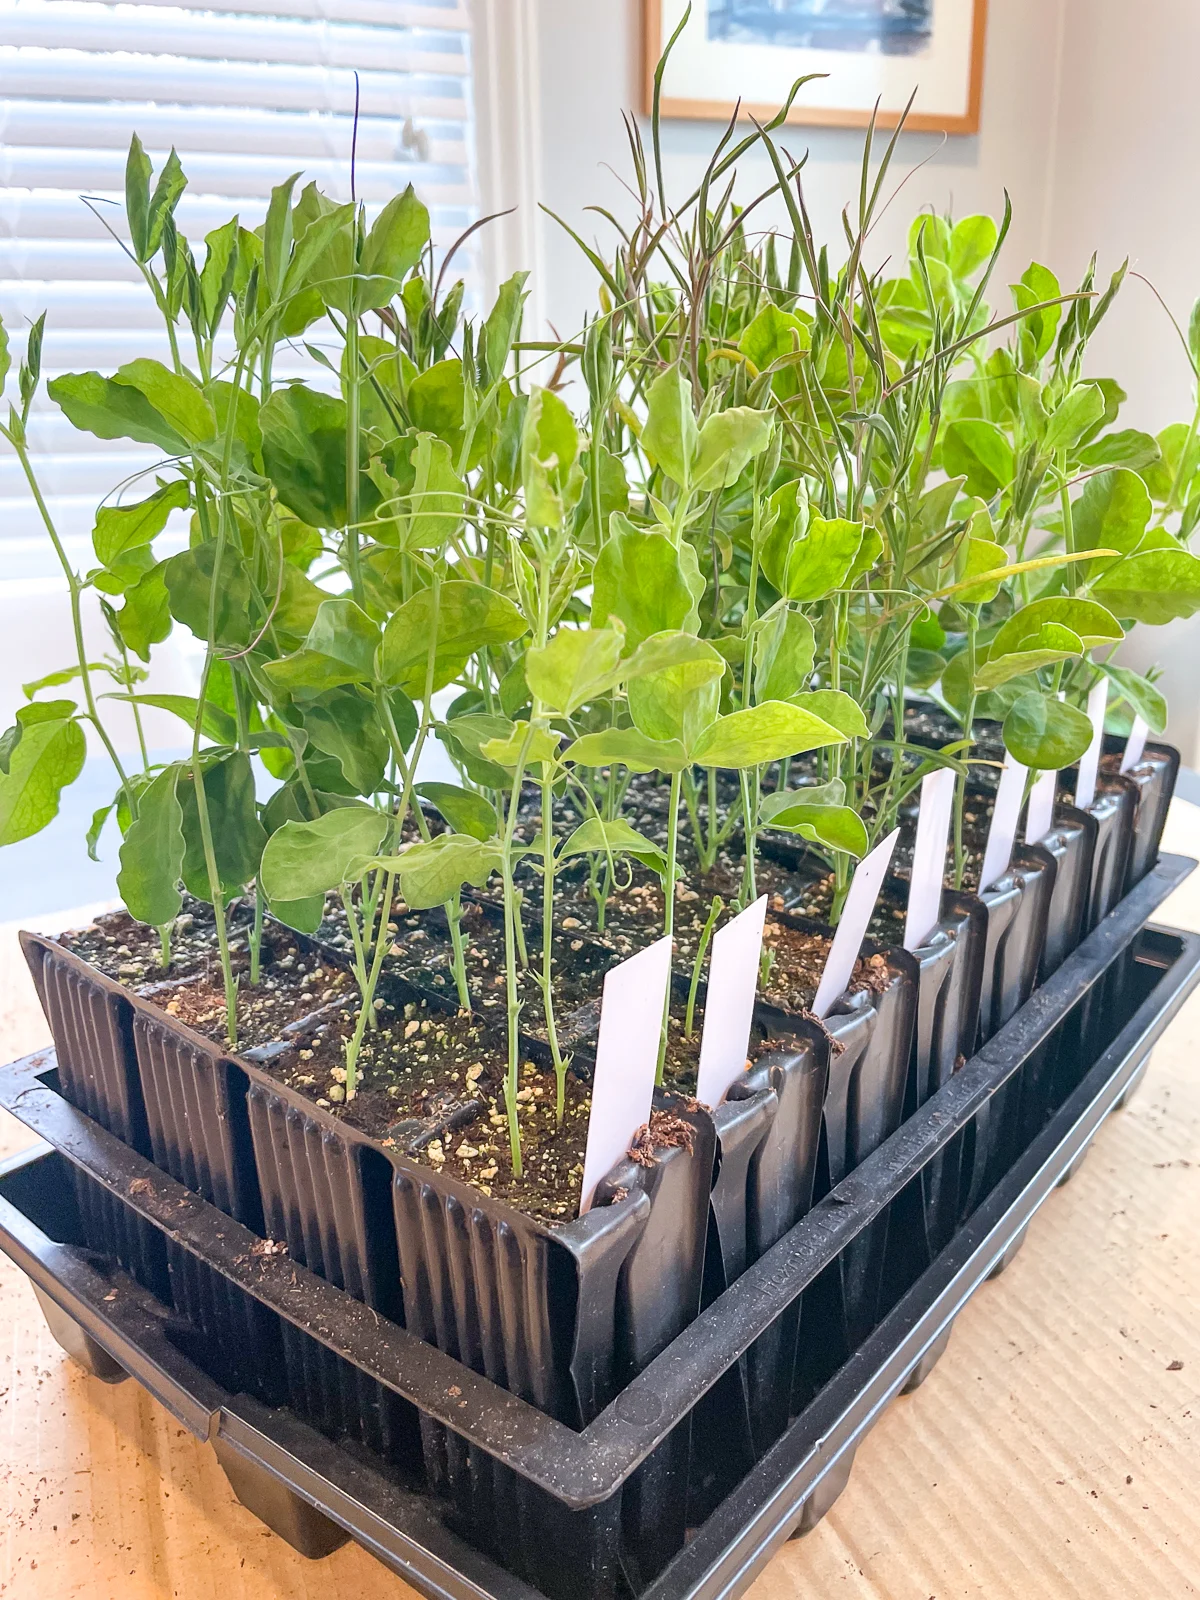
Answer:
643 0 989 134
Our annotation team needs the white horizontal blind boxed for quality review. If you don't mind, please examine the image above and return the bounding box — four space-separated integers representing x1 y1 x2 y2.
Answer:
0 0 476 582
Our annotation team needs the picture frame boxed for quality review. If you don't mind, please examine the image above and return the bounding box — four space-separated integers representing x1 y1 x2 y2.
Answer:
643 0 989 135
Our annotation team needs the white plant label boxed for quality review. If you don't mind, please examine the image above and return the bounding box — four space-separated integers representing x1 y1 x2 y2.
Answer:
1075 679 1109 810
579 935 673 1214
812 829 900 1020
980 754 1029 891
1024 766 1058 845
696 895 768 1110
1120 715 1150 774
904 768 956 952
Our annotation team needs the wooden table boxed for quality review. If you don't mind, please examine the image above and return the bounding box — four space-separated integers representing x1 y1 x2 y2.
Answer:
4 812 1200 1600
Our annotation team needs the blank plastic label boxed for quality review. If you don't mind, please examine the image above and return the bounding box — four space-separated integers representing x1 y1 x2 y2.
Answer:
1120 715 1150 774
980 754 1029 891
1075 680 1109 810
1024 766 1058 844
904 768 955 952
812 830 900 1020
579 935 673 1215
696 895 768 1109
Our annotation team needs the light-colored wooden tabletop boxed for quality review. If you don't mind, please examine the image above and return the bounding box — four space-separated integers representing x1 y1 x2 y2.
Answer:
3 811 1200 1600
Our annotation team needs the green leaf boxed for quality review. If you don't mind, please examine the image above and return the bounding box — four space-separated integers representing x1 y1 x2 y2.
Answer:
691 407 773 493
1043 382 1106 456
793 689 870 740
23 662 109 699
114 360 215 445
1078 429 1161 473
302 689 387 794
1141 421 1200 503
975 624 1083 690
125 134 153 262
266 598 381 693
393 832 502 910
642 366 698 487
522 387 583 528
1093 546 1200 624
623 629 725 686
268 893 326 936
691 700 847 770
359 184 430 309
760 778 845 822
954 536 1008 604
87 800 113 862
525 626 625 716
381 432 465 551
479 720 561 774
1099 663 1168 735
757 801 867 858
590 515 701 647
942 419 1014 499
627 648 723 754
762 494 864 603
178 753 266 902
0 313 9 398
782 516 863 604
118 764 185 927
949 214 999 280
989 596 1124 654
0 703 85 845
103 692 238 745
845 525 883 585
146 147 186 261
1073 467 1152 564
118 564 172 662
93 480 189 569
408 358 466 453
436 712 516 788
1002 692 1094 769
48 370 187 453
754 604 816 703
260 384 347 528
906 649 946 691
561 726 689 774
481 272 529 386
380 580 528 697
1011 261 1063 359
163 543 252 649
738 303 811 376
260 804 389 902
560 817 666 875
413 781 498 842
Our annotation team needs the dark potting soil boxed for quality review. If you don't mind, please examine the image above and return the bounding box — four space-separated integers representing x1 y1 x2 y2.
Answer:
659 1009 808 1098
59 898 250 987
247 994 688 1225
390 899 618 1041
145 930 355 1052
760 917 892 1016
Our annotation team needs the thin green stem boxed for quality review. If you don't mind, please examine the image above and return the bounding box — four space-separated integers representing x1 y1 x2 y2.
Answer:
656 768 683 1086
9 435 137 816
685 895 723 1040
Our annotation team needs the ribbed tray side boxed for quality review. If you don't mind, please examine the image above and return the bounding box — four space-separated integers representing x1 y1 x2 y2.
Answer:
134 1014 259 1228
22 937 146 1154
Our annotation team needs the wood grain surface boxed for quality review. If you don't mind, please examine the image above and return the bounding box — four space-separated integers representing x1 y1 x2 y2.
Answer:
3 811 1200 1599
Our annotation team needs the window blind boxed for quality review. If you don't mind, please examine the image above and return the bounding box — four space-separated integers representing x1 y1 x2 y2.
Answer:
0 0 476 581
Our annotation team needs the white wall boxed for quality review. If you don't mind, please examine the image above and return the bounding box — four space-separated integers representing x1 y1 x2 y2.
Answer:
1043 0 1200 762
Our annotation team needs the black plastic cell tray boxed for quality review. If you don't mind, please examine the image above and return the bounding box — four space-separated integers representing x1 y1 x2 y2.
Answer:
0 855 1196 1600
